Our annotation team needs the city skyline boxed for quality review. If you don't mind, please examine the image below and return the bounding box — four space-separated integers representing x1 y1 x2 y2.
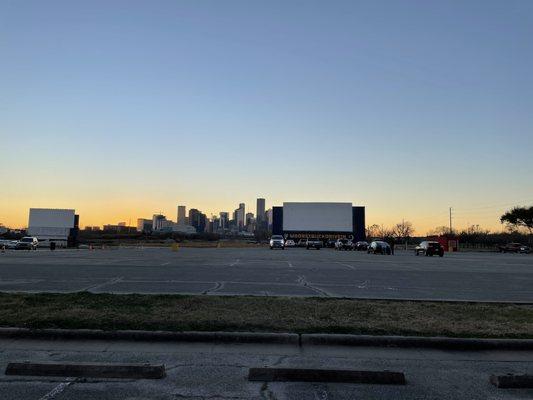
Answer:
2 196 531 235
1 1 532 233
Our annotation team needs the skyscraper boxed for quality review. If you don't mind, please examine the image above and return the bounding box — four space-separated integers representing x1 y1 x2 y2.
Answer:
177 205 187 225
256 198 265 224
255 198 268 231
219 212 229 230
152 214 167 231
189 209 207 233
235 203 245 231
266 208 273 231
188 209 200 232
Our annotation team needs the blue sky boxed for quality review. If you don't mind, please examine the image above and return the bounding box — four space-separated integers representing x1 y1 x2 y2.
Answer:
1 0 532 232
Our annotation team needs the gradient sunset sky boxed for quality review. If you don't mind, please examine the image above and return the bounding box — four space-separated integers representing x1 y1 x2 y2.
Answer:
1 0 532 233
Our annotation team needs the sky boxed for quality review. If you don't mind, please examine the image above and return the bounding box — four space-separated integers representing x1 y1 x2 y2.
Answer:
1 0 532 233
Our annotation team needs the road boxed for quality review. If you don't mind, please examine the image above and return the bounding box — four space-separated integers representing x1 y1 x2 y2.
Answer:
0 247 532 301
0 337 532 399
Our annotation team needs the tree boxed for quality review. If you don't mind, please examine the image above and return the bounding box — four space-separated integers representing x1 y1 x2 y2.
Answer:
366 224 393 239
501 206 533 234
377 225 393 239
366 224 381 239
427 226 452 236
393 220 414 250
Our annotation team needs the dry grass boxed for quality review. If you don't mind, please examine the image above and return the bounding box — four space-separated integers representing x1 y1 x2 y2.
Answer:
1 293 533 338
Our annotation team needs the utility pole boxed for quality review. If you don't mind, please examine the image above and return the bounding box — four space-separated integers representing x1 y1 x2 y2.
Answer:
449 207 453 234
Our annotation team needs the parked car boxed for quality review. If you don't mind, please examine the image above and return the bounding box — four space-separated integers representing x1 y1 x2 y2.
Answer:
284 239 296 247
499 243 531 254
354 241 369 251
367 240 391 255
15 236 39 250
334 239 353 251
306 238 322 250
297 239 308 248
0 239 17 250
269 235 285 250
415 241 444 257
326 239 337 248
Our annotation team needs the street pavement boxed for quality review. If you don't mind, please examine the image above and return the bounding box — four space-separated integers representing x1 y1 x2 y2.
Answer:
0 247 532 301
0 337 532 399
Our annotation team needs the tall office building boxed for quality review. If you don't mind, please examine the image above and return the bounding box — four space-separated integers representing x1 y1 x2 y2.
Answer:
152 214 167 231
189 209 206 233
189 209 200 232
235 203 245 231
266 208 273 231
256 198 265 223
245 212 254 226
177 205 187 225
219 212 229 230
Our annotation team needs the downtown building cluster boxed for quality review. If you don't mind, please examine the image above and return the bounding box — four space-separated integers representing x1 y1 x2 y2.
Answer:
135 198 272 236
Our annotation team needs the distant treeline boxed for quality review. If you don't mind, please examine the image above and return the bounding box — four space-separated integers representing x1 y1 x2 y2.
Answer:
454 230 532 249
77 230 222 244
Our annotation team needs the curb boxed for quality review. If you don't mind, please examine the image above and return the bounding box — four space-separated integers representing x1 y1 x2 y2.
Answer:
0 328 298 345
301 334 533 350
490 374 533 389
248 367 405 385
1 328 533 350
6 361 166 379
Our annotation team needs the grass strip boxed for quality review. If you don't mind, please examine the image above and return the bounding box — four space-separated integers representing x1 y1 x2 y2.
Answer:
1 292 533 339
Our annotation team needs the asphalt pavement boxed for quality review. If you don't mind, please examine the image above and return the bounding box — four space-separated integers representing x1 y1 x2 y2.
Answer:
0 247 532 302
0 337 532 399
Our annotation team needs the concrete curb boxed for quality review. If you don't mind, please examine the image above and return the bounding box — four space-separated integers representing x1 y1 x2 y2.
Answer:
1 328 533 350
5 361 165 379
490 374 533 388
248 367 406 384
301 334 533 350
0 328 298 345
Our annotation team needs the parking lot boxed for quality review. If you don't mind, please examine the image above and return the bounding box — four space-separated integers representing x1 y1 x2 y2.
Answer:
0 247 532 302
1 337 532 400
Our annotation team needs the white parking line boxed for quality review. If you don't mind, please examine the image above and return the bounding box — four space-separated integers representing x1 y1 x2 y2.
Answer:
335 262 356 270
358 280 369 289
160 261 171 266
38 379 75 400
83 276 123 291
229 259 240 267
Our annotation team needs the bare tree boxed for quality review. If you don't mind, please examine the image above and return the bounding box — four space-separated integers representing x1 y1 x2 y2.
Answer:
377 224 393 239
366 224 381 239
366 224 393 239
427 226 452 236
393 220 414 250
464 224 490 235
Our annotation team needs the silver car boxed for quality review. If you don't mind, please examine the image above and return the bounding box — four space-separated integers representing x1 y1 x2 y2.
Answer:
269 235 285 250
15 237 39 250
0 239 17 250
367 240 392 255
